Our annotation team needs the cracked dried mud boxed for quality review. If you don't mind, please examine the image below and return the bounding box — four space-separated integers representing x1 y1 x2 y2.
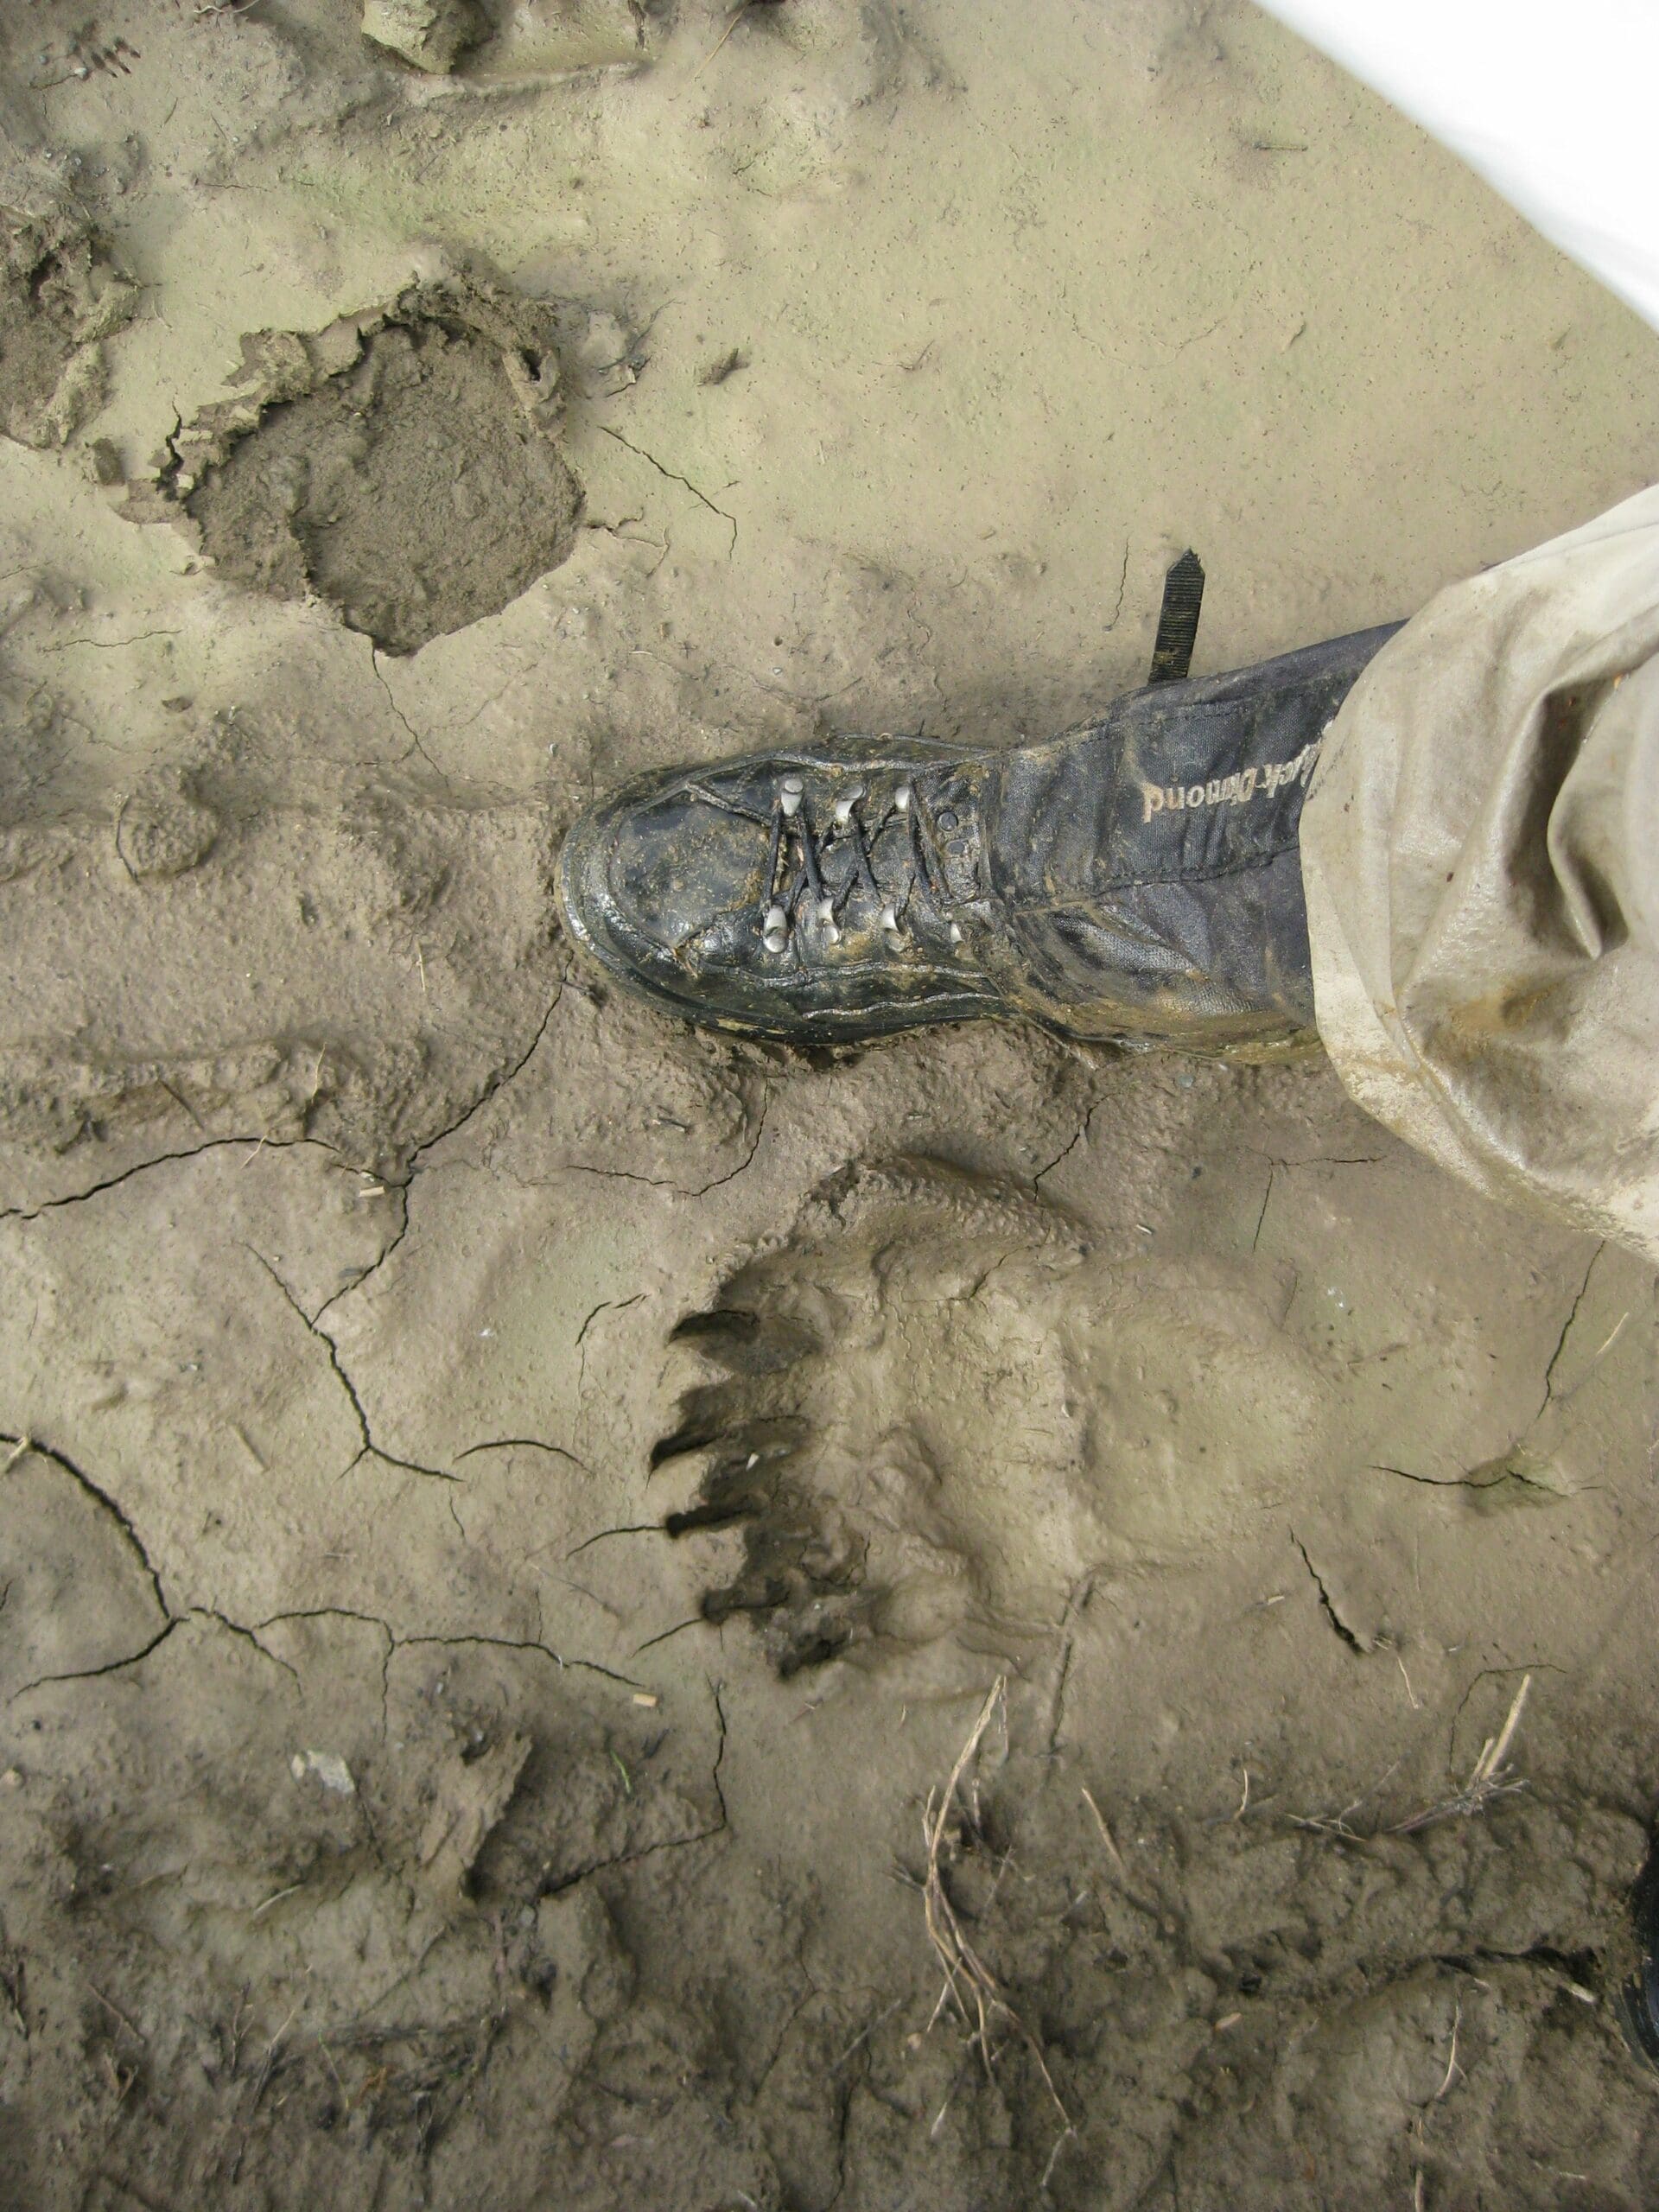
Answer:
3 1 1659 2207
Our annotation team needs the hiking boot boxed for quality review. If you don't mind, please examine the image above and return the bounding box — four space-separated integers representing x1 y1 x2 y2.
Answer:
557 612 1402 1049
1616 1836 1659 2074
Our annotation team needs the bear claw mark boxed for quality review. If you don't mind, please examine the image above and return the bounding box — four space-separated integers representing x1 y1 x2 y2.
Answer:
650 1152 1084 1677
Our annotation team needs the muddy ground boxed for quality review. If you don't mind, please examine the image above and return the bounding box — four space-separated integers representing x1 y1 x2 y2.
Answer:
2 3 1659 2208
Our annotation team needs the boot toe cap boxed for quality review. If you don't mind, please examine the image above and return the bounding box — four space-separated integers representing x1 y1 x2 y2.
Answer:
560 779 748 968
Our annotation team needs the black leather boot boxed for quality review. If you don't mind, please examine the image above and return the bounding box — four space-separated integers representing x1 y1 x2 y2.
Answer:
558 589 1401 1050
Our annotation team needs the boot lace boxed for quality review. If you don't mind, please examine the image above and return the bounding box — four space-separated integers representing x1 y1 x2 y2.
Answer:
756 774 965 955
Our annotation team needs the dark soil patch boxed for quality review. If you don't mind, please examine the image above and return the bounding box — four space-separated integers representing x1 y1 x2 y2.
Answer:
164 280 582 655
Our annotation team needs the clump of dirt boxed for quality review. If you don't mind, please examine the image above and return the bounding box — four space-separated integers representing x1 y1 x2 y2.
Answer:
0 205 134 448
360 0 487 73
146 275 582 655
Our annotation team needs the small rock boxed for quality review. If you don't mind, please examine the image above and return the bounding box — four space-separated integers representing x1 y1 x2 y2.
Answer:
360 0 485 72
0 1767 22 1790
290 1749 356 1796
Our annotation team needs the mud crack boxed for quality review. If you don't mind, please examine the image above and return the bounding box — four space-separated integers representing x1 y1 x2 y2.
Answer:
597 425 738 556
1367 1460 1556 1496
0 1134 330 1226
410 980 567 1171
554 1084 772 1198
244 1245 461 1486
197 1609 302 1685
311 980 566 1326
371 647 448 780
397 1630 643 1693
1251 1150 1387 1252
8 1621 180 1700
1032 1098 1099 1190
1293 1535 1366 1655
1537 1243 1605 1414
543 1676 729 1896
453 1437 594 1474
1 1432 169 1617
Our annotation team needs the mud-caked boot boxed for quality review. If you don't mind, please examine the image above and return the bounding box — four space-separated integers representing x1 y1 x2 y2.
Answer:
557 616 1402 1051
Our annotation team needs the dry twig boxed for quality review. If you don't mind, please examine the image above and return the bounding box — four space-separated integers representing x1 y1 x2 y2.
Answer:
1291 1677 1533 1844
1390 1675 1531 1836
1432 2001 1462 2102
1080 1785 1130 1883
695 2 755 73
919 1679 1073 2161
87 1981 145 2044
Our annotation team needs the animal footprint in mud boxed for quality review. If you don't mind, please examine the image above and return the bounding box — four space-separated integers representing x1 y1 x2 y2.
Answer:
650 1155 1100 1676
143 274 581 656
